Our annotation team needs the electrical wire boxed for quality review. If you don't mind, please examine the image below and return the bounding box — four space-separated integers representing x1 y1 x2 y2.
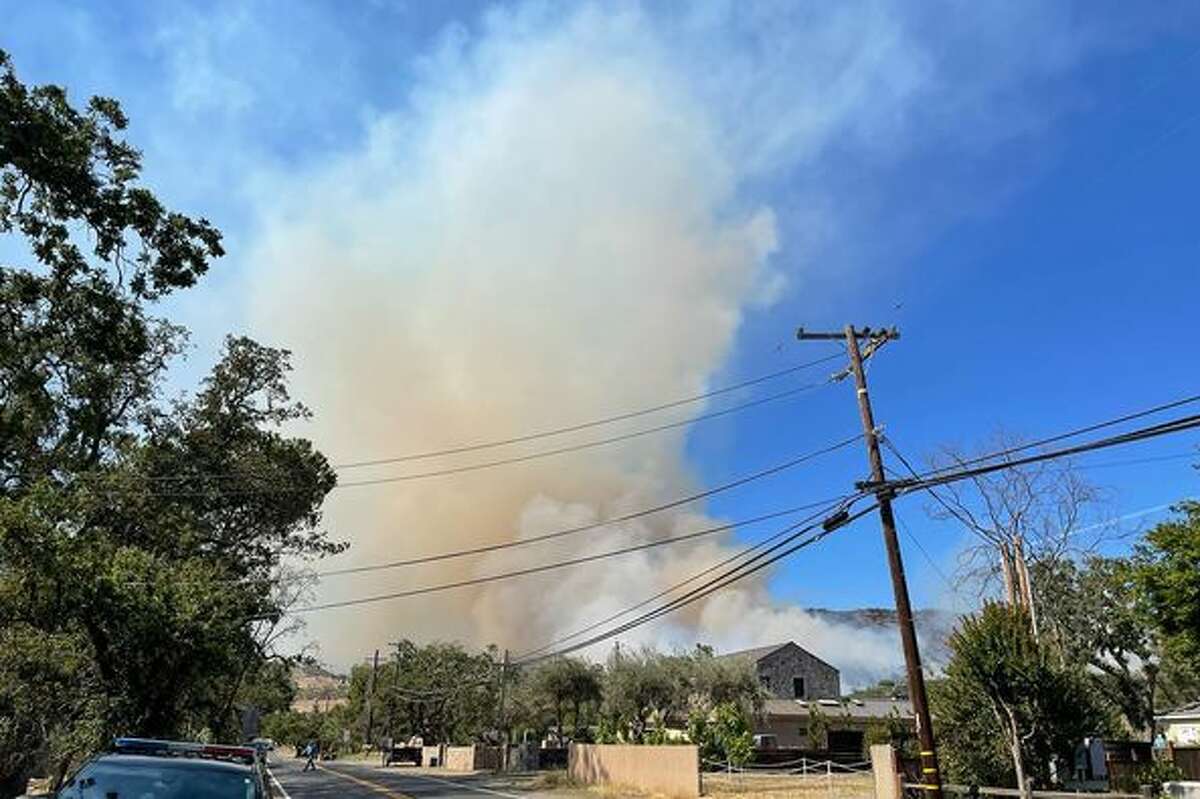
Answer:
881 439 999 548
1074 450 1199 471
510 494 858 661
515 502 878 666
107 374 842 497
290 499 847 612
913 393 1200 480
309 433 863 572
335 351 846 468
314 497 842 580
886 412 1200 496
334 381 832 488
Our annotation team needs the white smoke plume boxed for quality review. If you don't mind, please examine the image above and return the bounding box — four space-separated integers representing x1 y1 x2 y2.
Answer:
239 2 1120 682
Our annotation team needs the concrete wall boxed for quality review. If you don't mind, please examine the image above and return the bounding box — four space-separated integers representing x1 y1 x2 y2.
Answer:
871 745 902 799
757 644 840 700
569 744 699 798
1164 782 1200 799
443 746 475 772
421 745 443 767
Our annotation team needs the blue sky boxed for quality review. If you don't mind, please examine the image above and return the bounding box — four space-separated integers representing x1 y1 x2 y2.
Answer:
5 1 1200 667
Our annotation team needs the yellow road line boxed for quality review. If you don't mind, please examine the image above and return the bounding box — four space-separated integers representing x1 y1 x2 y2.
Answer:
317 764 416 798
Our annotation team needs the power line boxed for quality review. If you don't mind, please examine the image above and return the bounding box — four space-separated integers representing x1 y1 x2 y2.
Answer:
890 501 970 606
915 393 1200 481
882 434 1199 545
334 381 833 488
1075 450 1199 471
311 433 862 572
314 497 841 580
113 445 862 591
108 371 843 496
284 403 1200 650
881 440 999 548
95 390 1200 497
515 502 878 666
883 412 1200 497
510 494 857 661
335 351 846 469
290 499 846 612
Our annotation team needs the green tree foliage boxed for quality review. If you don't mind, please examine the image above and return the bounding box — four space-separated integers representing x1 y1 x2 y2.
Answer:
934 603 1111 792
1132 501 1200 673
519 657 603 744
1034 556 1192 740
260 706 354 758
690 645 765 714
236 661 298 721
863 707 915 759
688 702 753 767
349 641 498 746
596 646 761 744
600 647 686 743
805 705 828 750
1030 503 1200 740
0 50 341 795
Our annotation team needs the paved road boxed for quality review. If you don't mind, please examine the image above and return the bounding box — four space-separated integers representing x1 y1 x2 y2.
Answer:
268 757 558 799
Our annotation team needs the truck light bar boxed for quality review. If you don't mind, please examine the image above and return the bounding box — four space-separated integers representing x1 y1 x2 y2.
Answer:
112 738 257 764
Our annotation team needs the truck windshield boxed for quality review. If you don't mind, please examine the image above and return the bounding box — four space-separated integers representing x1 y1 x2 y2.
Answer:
58 760 257 799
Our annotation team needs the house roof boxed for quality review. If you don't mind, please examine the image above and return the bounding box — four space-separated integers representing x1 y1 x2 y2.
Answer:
716 643 791 663
716 641 838 674
762 697 915 720
1156 700 1200 722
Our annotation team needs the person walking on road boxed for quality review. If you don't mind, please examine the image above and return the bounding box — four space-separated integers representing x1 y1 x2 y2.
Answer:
302 740 319 772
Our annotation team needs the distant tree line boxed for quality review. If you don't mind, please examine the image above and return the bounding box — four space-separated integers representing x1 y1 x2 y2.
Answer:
261 642 764 767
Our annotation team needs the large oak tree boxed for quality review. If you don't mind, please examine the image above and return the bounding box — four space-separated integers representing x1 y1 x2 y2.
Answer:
0 50 342 796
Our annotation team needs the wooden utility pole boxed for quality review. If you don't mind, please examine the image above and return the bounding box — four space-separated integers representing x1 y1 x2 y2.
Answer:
498 649 511 772
364 649 380 747
797 324 942 799
386 640 405 747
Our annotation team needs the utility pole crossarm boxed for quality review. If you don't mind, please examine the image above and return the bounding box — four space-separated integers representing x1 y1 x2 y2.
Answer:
796 326 900 342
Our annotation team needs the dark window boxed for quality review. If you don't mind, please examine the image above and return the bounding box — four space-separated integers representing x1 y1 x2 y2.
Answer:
828 729 866 756
793 677 805 698
759 675 771 689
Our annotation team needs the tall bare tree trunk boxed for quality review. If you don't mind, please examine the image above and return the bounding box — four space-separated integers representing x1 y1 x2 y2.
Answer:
999 541 1017 605
1013 537 1040 640
1000 702 1029 796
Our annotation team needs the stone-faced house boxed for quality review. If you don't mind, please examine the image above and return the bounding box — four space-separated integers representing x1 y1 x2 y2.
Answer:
717 642 841 701
717 642 914 755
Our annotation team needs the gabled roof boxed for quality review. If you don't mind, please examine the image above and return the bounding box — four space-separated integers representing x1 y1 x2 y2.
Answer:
715 641 838 673
715 643 791 663
1156 700 1200 721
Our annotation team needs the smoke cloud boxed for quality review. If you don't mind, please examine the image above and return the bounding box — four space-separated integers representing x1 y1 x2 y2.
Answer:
239 1 1118 683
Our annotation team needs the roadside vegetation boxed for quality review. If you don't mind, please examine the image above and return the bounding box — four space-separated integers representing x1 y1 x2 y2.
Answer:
262 641 764 765
923 451 1200 791
0 50 342 796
